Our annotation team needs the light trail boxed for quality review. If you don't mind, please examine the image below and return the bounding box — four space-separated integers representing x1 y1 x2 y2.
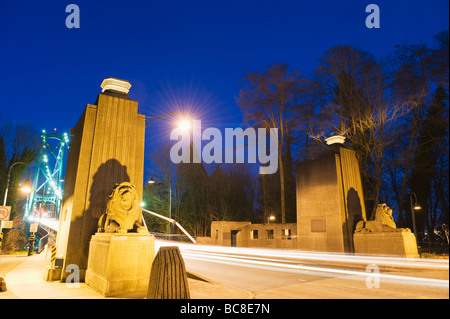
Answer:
181 250 448 288
157 242 449 270
34 217 59 231
156 241 449 288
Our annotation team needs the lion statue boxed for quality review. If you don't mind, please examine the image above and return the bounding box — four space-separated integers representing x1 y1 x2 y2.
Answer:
355 203 410 233
97 182 148 234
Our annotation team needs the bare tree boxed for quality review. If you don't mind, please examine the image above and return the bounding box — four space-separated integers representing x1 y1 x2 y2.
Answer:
237 63 302 223
314 46 406 218
389 43 440 225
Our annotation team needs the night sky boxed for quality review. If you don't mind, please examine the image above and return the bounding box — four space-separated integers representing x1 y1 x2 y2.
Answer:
0 0 448 155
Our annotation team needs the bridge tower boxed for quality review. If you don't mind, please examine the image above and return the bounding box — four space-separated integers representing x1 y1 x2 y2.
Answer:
25 129 70 220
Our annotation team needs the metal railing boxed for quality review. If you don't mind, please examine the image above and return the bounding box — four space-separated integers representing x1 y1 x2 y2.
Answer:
141 208 196 244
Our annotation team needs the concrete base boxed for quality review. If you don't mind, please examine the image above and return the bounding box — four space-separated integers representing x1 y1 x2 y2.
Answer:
354 232 419 258
43 266 62 282
85 233 155 296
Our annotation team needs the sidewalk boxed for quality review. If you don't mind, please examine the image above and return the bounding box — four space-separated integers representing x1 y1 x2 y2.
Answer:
0 253 253 299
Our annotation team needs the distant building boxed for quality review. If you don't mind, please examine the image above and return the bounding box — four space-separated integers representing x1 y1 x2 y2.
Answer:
196 221 297 249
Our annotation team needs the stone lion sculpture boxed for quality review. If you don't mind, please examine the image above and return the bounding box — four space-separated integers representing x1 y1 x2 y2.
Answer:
97 182 148 234
355 203 410 233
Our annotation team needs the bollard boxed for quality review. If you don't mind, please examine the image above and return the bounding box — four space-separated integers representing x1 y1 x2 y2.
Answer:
27 234 35 256
147 246 190 299
0 277 7 292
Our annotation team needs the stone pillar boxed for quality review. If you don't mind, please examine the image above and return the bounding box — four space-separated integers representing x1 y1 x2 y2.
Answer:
296 142 366 253
55 78 146 281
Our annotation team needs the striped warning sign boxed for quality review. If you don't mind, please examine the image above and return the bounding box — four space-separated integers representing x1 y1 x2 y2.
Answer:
51 246 56 262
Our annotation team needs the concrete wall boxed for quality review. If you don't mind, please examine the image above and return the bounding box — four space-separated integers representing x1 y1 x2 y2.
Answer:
205 221 297 249
244 223 297 249
296 146 366 253
354 232 419 258
338 147 367 251
209 221 251 247
296 153 345 252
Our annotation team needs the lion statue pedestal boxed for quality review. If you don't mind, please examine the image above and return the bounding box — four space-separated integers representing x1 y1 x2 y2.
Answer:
85 183 156 297
353 204 419 258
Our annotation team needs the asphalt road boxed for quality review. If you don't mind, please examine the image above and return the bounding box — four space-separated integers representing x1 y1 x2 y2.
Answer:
158 242 449 299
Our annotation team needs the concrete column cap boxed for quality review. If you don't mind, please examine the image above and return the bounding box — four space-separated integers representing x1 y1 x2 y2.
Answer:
325 135 346 145
100 77 131 94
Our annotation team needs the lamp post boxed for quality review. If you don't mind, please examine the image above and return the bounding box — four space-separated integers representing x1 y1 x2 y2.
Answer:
409 192 421 237
148 177 172 235
145 113 190 128
144 114 191 237
1 161 33 246
3 162 32 206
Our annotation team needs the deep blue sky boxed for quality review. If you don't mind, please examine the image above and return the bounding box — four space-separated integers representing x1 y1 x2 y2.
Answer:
0 0 448 156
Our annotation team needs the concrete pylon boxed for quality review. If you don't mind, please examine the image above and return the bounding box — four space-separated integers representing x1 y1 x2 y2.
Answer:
296 138 367 253
55 78 146 281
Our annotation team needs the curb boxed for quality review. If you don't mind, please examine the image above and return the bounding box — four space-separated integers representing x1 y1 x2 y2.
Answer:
187 270 255 299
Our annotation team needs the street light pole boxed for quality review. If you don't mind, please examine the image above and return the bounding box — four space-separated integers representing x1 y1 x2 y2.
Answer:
148 177 172 236
169 182 172 235
144 112 190 128
1 161 32 246
3 162 32 206
409 192 421 237
144 114 190 238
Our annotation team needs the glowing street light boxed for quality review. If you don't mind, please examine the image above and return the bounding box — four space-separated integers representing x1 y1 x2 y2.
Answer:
1 162 32 239
3 162 32 206
144 112 191 128
409 192 421 237
20 179 33 194
177 119 191 131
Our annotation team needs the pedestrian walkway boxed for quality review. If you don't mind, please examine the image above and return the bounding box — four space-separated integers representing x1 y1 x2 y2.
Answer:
0 253 253 299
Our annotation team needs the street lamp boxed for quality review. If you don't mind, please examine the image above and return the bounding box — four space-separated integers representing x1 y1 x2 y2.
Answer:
177 119 191 131
144 115 191 237
148 177 172 235
1 162 32 240
3 162 32 206
145 113 191 128
409 192 421 236
268 215 276 223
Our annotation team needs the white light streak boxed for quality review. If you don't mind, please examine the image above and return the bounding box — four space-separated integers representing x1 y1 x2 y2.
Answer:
156 241 449 288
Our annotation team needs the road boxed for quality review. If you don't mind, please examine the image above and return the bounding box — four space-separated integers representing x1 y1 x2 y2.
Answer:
157 241 449 299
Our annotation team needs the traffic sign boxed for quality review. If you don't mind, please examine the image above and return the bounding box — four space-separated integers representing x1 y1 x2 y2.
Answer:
30 223 39 233
1 221 13 229
0 206 11 221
